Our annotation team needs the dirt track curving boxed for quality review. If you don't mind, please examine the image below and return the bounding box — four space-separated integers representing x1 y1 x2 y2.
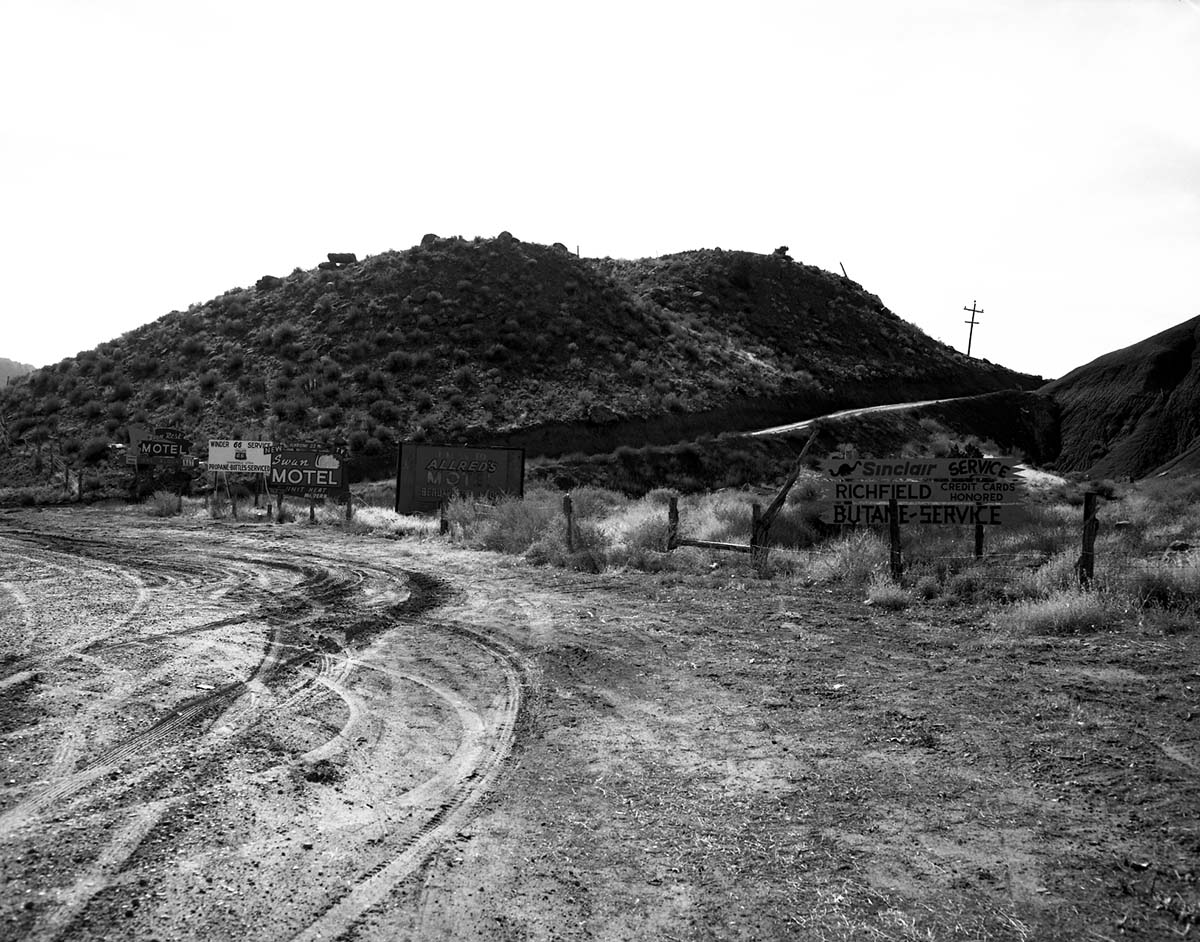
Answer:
2 506 1199 941
0 510 534 941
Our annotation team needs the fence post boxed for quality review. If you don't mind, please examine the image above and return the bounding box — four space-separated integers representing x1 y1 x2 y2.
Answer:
309 500 316 524
563 495 575 552
667 496 679 550
1076 492 1099 587
439 501 449 534
346 496 353 522
888 498 903 582
751 502 769 574
974 523 985 559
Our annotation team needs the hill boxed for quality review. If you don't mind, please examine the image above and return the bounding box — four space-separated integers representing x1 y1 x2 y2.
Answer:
1042 314 1200 479
0 357 33 386
0 234 1038 483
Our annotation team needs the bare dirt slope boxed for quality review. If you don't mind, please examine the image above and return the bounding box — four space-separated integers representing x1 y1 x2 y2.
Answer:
1043 314 1200 479
1 508 1198 940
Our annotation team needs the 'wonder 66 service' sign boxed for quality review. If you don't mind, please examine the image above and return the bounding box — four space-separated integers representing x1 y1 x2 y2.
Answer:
207 439 272 473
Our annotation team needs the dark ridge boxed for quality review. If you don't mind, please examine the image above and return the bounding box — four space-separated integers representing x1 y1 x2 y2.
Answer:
1042 315 1200 479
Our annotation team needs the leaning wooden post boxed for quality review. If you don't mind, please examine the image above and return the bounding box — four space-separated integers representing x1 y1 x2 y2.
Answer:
1076 492 1099 587
755 422 823 551
439 501 449 535
346 495 353 521
888 497 903 582
974 522 985 559
667 496 680 550
309 499 316 524
275 492 284 524
563 495 575 552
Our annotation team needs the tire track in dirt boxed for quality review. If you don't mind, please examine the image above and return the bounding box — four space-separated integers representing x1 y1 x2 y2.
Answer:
2 519 537 941
0 540 149 688
32 799 169 942
0 542 342 836
291 620 533 942
0 580 35 659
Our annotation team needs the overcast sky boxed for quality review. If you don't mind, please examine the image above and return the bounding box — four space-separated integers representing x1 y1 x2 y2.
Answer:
3 0 1197 380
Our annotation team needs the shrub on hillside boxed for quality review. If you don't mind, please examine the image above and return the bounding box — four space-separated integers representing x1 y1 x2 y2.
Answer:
80 437 111 465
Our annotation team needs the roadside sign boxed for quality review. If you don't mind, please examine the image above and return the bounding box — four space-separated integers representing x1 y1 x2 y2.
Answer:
126 424 150 466
816 501 1027 526
820 457 1020 480
137 439 185 467
827 478 1026 504
818 455 1027 526
266 446 349 498
207 439 273 473
396 442 525 514
154 427 188 442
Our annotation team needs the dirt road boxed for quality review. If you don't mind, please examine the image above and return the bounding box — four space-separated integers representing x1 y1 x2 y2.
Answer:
2 507 1198 940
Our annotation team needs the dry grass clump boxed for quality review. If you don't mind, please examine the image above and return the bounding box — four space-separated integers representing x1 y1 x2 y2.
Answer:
319 503 437 537
792 530 889 587
1115 555 1200 611
0 484 65 507
1001 588 1117 634
865 575 911 610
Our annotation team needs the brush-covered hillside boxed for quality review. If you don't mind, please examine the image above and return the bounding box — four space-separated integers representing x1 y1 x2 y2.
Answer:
1042 314 1200 479
0 357 33 385
0 234 1037 478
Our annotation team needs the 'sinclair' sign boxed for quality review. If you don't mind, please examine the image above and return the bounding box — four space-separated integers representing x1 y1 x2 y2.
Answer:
820 457 1020 480
817 455 1027 526
395 443 525 514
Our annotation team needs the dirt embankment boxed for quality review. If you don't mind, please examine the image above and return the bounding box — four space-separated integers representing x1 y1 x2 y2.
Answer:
1 508 1198 940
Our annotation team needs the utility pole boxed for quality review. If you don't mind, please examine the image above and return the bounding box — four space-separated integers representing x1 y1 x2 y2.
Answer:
963 300 983 357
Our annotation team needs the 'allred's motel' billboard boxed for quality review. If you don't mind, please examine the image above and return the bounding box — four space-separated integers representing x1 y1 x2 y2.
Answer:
395 443 525 514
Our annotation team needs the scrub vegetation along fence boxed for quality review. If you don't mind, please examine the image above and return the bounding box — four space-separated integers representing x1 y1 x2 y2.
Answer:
438 473 1200 634
123 468 1199 636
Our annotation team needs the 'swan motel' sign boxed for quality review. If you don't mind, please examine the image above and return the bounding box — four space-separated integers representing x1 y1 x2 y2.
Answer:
395 443 525 515
267 446 349 499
